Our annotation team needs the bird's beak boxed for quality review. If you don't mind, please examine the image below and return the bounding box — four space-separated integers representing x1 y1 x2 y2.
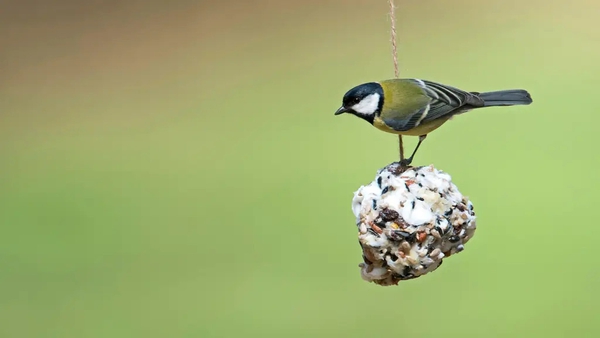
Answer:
334 106 348 115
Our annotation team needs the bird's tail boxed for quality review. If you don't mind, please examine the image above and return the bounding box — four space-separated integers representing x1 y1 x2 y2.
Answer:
475 89 533 107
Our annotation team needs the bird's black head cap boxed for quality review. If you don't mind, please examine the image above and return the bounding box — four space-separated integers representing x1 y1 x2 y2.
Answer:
336 82 384 124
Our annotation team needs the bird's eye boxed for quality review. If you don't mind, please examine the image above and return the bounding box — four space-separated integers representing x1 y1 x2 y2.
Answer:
353 97 361 103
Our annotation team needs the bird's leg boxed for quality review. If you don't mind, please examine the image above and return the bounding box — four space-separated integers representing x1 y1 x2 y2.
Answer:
398 135 405 162
400 135 427 167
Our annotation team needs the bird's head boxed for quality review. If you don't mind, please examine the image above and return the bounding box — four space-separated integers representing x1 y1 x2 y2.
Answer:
334 82 384 124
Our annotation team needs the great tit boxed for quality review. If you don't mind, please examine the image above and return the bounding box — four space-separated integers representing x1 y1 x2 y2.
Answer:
335 79 532 165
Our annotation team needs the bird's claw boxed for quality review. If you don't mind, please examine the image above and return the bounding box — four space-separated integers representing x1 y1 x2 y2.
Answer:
399 158 412 167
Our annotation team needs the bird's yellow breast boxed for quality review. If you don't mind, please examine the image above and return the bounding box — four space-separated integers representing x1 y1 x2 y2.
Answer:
373 116 452 136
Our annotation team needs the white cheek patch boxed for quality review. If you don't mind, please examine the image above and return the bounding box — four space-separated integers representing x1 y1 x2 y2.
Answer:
352 93 380 115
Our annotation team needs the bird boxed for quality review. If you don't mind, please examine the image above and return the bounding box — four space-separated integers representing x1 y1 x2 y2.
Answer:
334 79 532 166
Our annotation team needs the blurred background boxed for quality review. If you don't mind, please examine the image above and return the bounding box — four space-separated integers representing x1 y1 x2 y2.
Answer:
1 0 599 337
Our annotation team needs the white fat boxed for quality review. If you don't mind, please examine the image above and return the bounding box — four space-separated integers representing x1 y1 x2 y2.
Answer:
352 93 380 115
402 199 434 225
361 266 388 281
352 183 380 224
352 163 477 285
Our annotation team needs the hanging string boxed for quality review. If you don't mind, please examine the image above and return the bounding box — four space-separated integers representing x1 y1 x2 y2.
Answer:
389 0 400 78
388 0 404 161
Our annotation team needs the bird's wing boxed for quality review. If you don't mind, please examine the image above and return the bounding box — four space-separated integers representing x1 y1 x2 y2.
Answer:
381 105 430 132
412 79 484 123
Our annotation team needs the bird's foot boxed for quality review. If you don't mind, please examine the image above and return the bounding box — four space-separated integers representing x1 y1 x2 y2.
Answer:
399 158 412 167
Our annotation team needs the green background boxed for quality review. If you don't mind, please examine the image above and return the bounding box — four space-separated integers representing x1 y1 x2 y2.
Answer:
1 1 598 337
